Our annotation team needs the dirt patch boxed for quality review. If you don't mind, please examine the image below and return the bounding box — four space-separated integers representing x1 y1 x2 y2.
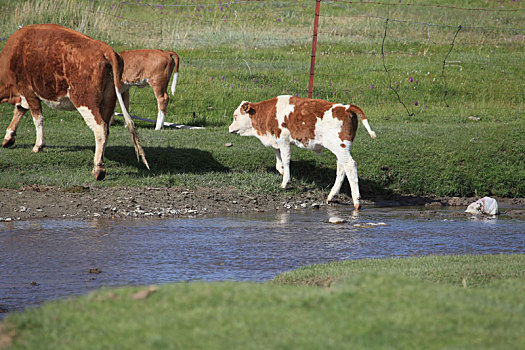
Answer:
0 323 15 349
0 185 524 221
0 185 326 221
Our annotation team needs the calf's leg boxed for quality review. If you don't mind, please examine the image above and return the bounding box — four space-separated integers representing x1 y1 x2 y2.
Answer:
3 106 28 148
326 161 346 203
341 156 361 210
279 143 292 188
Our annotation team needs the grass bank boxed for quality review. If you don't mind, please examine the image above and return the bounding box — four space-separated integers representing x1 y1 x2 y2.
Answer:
0 110 523 198
0 0 523 198
2 254 524 349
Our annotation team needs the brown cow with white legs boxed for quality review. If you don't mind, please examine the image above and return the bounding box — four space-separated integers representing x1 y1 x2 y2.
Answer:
119 49 180 130
0 24 149 180
229 95 376 210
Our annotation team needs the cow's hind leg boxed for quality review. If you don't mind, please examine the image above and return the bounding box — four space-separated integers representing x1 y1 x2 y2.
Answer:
328 143 361 210
31 110 45 153
152 84 169 130
341 156 361 210
3 106 28 148
78 106 108 180
326 161 346 203
93 123 109 180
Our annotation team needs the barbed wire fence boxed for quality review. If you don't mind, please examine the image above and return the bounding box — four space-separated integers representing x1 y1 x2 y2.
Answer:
1 0 524 122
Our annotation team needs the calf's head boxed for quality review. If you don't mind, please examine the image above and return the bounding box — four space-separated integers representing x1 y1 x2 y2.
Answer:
229 101 255 136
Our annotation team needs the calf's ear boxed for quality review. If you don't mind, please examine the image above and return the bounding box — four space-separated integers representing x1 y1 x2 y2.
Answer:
241 102 255 115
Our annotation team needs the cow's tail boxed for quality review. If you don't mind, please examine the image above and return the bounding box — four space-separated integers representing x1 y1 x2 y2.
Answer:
347 105 376 139
107 50 150 170
167 51 179 95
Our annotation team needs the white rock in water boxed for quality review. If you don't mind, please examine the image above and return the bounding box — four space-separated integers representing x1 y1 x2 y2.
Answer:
465 197 499 216
329 217 347 224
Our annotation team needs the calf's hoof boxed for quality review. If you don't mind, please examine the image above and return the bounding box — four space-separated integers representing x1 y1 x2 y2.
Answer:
31 145 44 153
353 203 361 211
93 167 106 181
2 138 15 148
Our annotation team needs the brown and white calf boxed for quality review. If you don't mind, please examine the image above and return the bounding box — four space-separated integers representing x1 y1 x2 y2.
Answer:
229 95 376 210
0 24 149 180
119 49 180 130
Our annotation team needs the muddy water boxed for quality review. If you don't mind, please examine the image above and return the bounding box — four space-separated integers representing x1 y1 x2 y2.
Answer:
1 207 524 318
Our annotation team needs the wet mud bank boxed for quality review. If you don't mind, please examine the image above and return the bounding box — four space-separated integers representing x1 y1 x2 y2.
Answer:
1 185 524 221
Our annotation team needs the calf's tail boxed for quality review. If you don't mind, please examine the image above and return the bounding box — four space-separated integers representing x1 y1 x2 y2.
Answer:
347 104 376 139
168 51 180 95
106 50 150 169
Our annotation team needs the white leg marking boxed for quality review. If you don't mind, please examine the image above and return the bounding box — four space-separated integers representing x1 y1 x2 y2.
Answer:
31 112 44 153
342 157 361 209
4 128 15 141
77 106 107 168
324 142 361 208
327 161 346 203
20 96 30 109
155 110 166 131
279 143 291 188
77 106 98 131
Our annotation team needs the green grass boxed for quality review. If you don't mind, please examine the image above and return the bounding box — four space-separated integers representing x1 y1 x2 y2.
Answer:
2 255 524 349
0 0 523 197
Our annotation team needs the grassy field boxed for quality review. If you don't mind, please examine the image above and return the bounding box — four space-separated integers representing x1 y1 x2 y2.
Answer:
1 254 524 349
0 0 523 198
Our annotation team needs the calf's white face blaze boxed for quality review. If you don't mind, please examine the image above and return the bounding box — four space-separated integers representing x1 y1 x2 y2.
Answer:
229 101 253 136
229 95 376 210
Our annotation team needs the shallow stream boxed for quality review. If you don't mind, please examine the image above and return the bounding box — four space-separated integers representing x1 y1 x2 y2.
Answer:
1 206 524 319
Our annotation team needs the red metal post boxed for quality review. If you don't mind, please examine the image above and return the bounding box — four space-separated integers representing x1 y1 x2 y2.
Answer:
308 0 321 99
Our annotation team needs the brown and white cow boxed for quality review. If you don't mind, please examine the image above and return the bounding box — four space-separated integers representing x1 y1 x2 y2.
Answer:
119 49 180 130
0 24 149 180
229 95 376 210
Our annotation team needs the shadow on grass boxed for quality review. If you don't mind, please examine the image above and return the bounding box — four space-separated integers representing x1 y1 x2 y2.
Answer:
3 143 226 175
105 146 229 175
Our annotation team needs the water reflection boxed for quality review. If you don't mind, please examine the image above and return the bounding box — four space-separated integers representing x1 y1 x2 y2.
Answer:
1 206 524 318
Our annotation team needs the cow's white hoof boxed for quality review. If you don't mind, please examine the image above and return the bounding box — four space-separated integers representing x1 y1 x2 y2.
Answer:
31 145 43 153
